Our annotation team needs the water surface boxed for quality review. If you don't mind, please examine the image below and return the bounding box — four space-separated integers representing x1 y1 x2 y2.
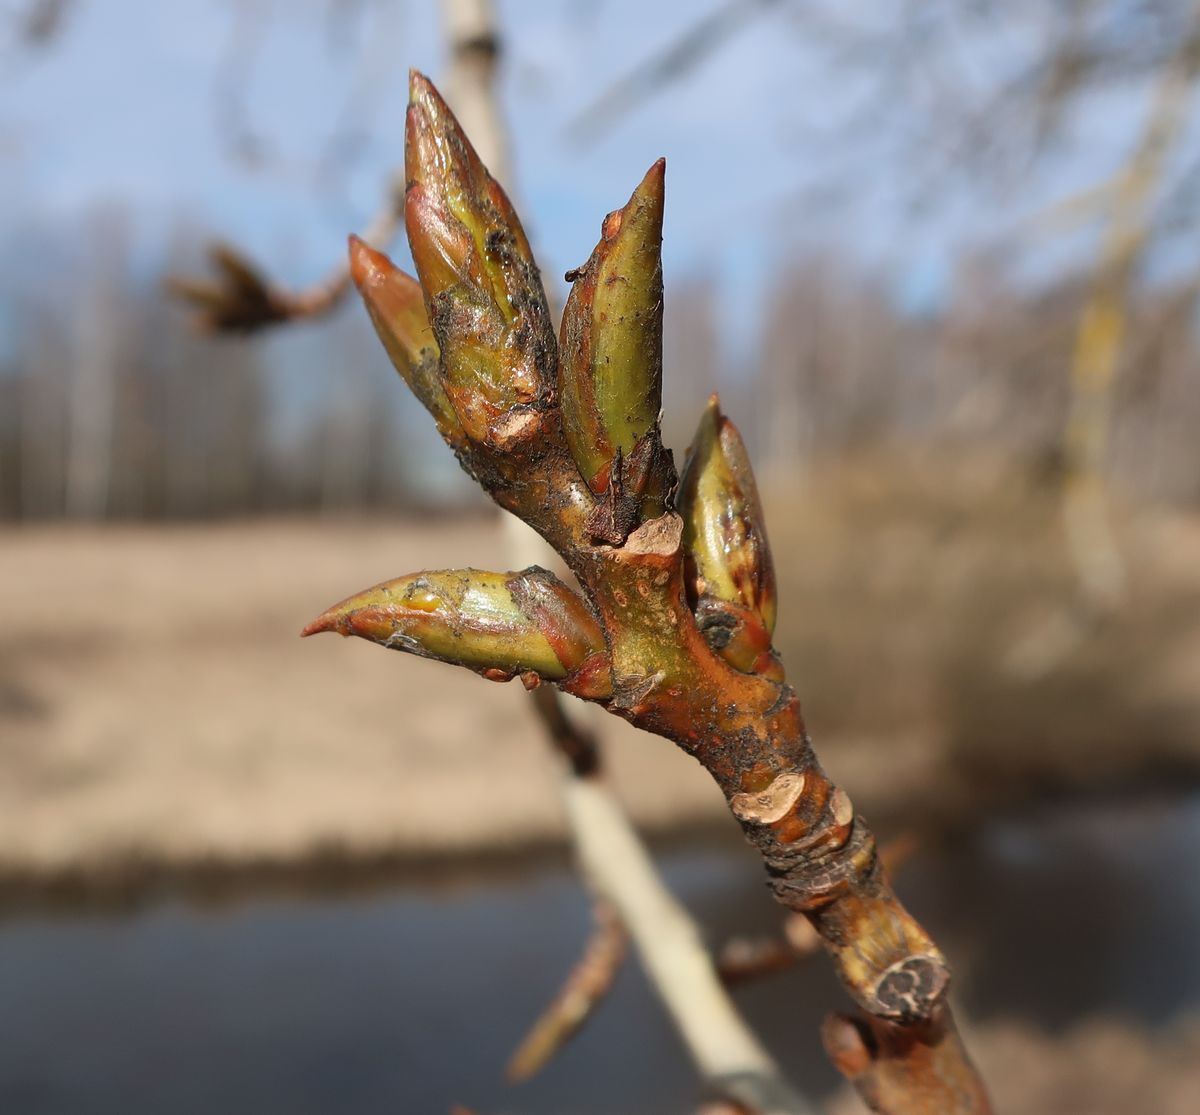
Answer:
3 797 1198 1114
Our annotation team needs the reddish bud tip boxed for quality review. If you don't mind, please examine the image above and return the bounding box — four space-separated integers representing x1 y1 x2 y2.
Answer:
347 234 387 288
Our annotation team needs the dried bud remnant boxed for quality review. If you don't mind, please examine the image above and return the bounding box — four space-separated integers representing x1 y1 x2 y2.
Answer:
730 772 806 824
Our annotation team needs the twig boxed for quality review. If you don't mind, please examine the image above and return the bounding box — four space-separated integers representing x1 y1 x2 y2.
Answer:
442 7 638 1087
515 582 811 1110
308 68 993 1111
822 1010 990 1115
566 0 781 144
438 0 511 186
717 916 820 986
166 181 405 334
717 834 916 986
528 682 598 776
505 679 626 1082
505 892 626 1082
452 11 802 1100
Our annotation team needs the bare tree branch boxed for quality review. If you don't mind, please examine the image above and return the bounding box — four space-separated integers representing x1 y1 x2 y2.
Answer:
166 176 404 334
506 891 626 1082
566 0 782 143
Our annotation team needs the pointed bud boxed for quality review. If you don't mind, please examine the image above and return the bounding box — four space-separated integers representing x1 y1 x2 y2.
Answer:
559 160 673 541
349 236 464 448
680 396 778 671
302 567 605 684
404 71 555 444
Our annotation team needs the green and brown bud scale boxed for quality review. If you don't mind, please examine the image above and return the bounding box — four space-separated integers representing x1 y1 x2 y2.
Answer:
303 567 606 687
559 159 674 544
679 396 779 677
348 236 464 448
404 72 555 445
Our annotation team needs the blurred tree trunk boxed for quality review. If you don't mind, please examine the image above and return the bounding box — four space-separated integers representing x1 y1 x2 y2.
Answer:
64 211 127 519
18 306 68 519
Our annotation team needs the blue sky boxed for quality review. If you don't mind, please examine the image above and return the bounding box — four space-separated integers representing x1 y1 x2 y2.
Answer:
0 4 1055 314
3 1 1196 359
5 0 865 337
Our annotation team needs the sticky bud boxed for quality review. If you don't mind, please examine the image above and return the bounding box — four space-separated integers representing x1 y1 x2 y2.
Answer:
348 236 463 448
404 71 555 443
559 159 674 543
680 396 779 676
302 567 605 685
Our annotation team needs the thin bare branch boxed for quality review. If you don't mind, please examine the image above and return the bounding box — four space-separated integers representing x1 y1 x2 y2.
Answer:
506 893 626 1082
718 834 917 986
1060 0 1200 613
565 0 781 143
823 1010 990 1115
167 176 404 334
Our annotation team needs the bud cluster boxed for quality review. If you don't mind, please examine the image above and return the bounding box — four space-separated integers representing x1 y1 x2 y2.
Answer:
303 71 960 1042
314 71 782 686
316 70 780 687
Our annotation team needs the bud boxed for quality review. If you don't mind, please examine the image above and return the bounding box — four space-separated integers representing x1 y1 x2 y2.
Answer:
559 160 672 542
302 567 605 683
404 71 555 443
680 396 778 674
692 597 784 682
348 236 464 448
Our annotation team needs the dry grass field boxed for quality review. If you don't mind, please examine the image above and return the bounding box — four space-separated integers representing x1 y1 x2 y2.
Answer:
3 451 1199 899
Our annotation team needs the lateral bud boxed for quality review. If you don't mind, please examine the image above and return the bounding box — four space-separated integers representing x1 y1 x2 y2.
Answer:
348 236 464 448
559 159 675 544
404 71 555 445
302 567 607 689
680 396 779 675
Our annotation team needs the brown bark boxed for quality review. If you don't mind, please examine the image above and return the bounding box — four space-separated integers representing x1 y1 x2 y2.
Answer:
823 1010 992 1115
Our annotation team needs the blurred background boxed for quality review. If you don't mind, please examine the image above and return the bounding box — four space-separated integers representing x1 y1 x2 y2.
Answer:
3 1 1200 1112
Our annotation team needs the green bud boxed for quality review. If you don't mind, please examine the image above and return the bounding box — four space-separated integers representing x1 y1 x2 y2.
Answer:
404 71 555 444
559 160 674 543
680 395 778 651
692 598 784 683
348 235 464 448
302 567 604 683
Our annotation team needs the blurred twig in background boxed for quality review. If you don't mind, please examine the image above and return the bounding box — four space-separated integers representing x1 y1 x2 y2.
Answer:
167 179 404 334
1059 0 1200 614
566 0 781 144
